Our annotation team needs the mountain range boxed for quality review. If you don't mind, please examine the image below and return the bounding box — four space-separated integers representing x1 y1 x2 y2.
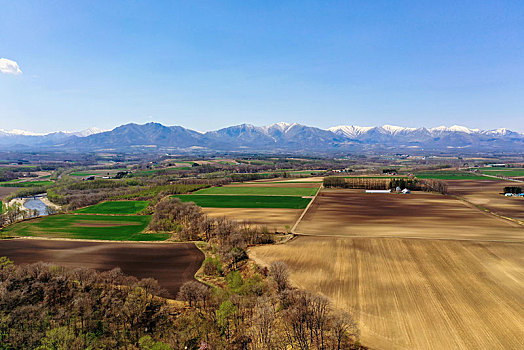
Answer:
0 122 523 154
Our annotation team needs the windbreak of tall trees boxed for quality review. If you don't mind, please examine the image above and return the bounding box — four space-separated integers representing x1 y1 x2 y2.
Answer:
419 179 448 194
504 186 522 194
323 177 391 190
323 176 448 194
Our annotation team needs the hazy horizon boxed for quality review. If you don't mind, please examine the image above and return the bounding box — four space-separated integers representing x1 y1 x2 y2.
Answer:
1 1 523 133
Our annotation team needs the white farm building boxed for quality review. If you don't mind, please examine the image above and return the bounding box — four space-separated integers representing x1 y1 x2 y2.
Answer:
365 189 392 194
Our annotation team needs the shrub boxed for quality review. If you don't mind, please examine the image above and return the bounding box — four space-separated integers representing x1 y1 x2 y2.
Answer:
226 271 243 291
203 257 222 276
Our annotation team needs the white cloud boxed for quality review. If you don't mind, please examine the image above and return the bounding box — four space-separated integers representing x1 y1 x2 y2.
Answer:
0 58 22 75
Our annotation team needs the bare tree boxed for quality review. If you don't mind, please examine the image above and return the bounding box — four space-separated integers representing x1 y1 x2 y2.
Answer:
269 261 289 292
177 281 209 308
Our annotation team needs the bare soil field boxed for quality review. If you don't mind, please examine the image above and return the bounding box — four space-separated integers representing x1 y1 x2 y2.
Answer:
0 238 204 297
295 189 524 241
250 236 524 350
446 179 524 222
203 208 301 231
0 187 20 200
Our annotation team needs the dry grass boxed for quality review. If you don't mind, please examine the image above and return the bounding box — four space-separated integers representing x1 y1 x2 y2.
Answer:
296 189 524 241
250 236 524 350
203 208 301 231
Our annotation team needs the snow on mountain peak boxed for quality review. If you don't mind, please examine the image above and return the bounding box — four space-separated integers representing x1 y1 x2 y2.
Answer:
268 122 298 132
69 127 108 137
328 125 374 137
0 129 47 136
0 127 107 137
485 128 509 135
429 125 479 134
449 125 479 133
381 125 417 133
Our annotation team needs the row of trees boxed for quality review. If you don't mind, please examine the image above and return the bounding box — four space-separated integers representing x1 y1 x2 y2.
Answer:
324 177 390 190
324 176 448 194
504 186 522 194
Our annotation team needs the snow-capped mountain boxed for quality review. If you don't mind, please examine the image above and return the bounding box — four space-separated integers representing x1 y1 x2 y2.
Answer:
0 129 47 136
0 127 106 137
0 122 522 153
68 127 108 137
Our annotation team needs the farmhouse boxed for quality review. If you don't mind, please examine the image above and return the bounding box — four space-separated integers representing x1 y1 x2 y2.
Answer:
365 189 391 194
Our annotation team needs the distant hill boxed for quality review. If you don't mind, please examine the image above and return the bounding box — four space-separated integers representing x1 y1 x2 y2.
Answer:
1 122 523 154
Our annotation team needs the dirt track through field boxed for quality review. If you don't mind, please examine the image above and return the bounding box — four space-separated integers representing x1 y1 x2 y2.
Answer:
0 239 204 297
250 236 524 350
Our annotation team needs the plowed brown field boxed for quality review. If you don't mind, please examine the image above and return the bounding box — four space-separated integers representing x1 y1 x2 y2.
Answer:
296 189 524 241
0 239 204 297
250 236 524 350
446 179 524 222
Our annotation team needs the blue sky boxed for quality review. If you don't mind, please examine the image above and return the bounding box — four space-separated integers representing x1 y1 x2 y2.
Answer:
1 0 523 132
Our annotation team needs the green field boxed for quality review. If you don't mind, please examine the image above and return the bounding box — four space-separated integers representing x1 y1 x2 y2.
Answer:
479 168 524 177
70 171 98 176
1 214 168 241
194 186 319 196
0 180 54 187
0 179 23 184
172 194 311 209
75 201 149 214
414 172 492 180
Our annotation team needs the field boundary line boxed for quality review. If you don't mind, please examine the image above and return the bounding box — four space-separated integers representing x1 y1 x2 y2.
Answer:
451 194 524 227
477 172 524 183
291 184 323 233
291 232 524 244
0 236 176 244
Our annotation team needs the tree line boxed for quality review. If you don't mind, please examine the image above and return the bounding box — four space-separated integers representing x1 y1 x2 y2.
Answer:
323 176 448 194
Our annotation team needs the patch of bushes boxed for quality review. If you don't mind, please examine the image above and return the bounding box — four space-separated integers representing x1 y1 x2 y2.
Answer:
203 257 223 276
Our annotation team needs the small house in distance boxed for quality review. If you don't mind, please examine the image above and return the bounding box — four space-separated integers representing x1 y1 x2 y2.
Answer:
365 189 392 194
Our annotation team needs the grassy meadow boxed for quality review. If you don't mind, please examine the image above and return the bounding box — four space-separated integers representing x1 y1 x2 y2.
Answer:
0 180 54 187
172 194 311 209
1 214 168 241
479 168 524 177
414 172 491 180
193 186 319 196
75 200 149 214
